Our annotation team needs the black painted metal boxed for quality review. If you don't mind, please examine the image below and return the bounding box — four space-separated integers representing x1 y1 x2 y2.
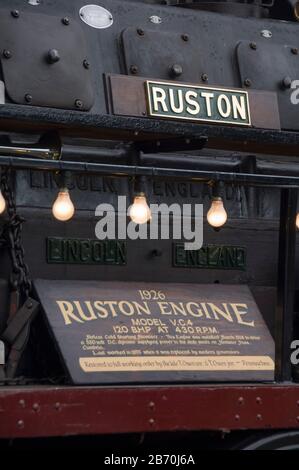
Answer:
275 189 297 381
2 155 299 189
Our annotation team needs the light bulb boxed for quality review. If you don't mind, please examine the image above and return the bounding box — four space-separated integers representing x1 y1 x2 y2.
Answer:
0 189 6 215
52 188 75 221
129 194 151 224
296 213 299 229
207 197 227 228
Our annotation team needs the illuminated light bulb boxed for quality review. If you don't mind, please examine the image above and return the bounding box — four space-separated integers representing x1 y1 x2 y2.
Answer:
129 193 151 224
296 213 299 229
52 188 75 221
207 197 227 229
0 189 6 215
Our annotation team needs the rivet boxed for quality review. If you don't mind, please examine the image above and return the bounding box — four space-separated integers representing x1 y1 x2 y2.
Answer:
137 28 144 36
32 403 40 412
297 400 299 407
47 49 60 64
201 73 208 82
244 78 252 87
149 418 155 425
17 420 24 429
256 396 262 404
170 64 183 78
19 399 25 408
11 10 20 18
291 48 298 55
25 94 32 103
27 302 33 309
281 76 292 89
181 34 189 42
75 99 83 109
54 402 61 410
83 59 90 69
62 17 70 26
238 397 244 405
256 414 262 421
250 42 257 50
148 401 155 410
297 416 299 422
3 50 12 59
130 65 138 75
235 414 240 421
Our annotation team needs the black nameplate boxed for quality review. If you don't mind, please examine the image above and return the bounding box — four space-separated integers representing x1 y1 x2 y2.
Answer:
47 238 126 265
173 243 246 270
35 280 275 384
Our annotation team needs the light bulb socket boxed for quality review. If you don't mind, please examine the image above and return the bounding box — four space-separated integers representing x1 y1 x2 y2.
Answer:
133 175 148 196
54 170 73 190
211 181 225 199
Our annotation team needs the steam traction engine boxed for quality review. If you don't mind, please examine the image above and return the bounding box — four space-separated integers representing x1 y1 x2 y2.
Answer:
0 0 299 450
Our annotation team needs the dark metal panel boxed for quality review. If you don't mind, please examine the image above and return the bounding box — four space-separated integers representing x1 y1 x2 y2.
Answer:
0 385 299 438
0 9 94 110
236 40 299 130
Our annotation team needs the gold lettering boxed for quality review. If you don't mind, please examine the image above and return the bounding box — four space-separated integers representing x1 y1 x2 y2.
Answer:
94 301 109 319
207 303 233 322
186 302 203 317
56 300 84 325
132 301 151 316
231 303 255 327
158 302 172 315
118 301 135 316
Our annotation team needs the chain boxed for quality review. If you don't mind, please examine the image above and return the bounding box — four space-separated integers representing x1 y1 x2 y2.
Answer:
0 169 31 302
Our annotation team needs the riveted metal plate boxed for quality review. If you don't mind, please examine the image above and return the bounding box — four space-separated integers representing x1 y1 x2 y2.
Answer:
236 41 299 130
122 27 205 82
0 9 94 110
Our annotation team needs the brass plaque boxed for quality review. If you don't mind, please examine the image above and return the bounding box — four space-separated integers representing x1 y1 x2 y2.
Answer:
35 280 275 384
47 238 126 265
146 80 251 126
173 243 246 270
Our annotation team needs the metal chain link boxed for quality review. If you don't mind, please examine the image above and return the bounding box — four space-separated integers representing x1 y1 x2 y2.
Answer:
0 169 31 301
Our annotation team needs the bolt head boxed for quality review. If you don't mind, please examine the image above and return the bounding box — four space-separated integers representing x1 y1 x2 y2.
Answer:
47 49 60 64
282 76 292 89
291 47 298 55
130 65 138 75
25 94 32 103
75 99 83 109
83 59 90 69
170 63 183 78
201 73 208 82
11 10 20 18
250 42 257 50
244 78 252 87
137 28 144 36
181 34 189 42
3 50 12 59
62 17 70 25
